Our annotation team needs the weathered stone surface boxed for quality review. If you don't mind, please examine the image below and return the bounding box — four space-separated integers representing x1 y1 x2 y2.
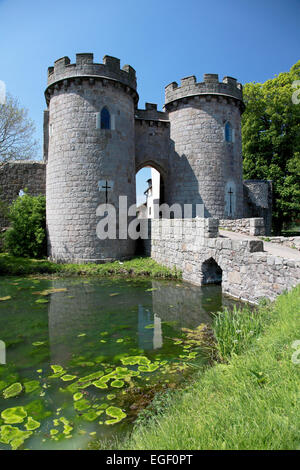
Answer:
144 218 300 303
244 180 272 235
46 58 137 262
0 54 273 265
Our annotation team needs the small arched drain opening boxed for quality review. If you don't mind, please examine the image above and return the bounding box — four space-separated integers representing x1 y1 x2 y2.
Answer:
201 258 222 285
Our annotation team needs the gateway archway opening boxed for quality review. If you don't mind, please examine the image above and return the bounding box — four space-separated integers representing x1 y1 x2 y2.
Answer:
136 165 165 219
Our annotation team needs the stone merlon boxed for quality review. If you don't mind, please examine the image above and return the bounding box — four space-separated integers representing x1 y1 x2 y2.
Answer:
46 53 137 91
135 102 169 123
164 73 243 108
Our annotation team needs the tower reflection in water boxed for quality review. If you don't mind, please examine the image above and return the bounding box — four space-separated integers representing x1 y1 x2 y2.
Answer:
138 306 163 350
47 278 233 365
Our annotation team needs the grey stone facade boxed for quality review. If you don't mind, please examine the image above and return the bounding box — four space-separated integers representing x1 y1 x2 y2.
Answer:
45 54 137 262
0 53 272 261
165 75 244 218
43 53 272 262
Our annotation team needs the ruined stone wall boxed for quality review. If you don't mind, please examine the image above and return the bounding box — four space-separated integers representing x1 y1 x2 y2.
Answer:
0 161 46 229
244 180 272 235
142 218 300 303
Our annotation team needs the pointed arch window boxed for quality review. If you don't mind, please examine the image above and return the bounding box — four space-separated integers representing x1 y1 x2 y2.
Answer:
101 107 110 129
225 121 233 142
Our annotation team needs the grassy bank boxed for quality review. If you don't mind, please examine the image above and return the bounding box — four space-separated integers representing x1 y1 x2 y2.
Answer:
0 253 180 279
120 286 300 450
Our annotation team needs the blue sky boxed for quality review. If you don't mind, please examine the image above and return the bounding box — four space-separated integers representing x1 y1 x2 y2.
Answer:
0 0 299 204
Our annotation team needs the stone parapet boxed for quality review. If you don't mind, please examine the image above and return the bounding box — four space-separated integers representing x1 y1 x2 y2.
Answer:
135 103 169 124
46 54 138 106
164 74 244 109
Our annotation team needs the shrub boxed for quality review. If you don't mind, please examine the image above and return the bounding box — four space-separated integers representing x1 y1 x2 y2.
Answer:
4 193 46 258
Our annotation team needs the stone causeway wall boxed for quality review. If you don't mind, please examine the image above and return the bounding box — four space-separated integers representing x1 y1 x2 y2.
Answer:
219 217 265 236
142 218 300 304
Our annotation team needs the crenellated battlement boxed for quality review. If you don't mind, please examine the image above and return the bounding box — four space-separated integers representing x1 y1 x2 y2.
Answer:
135 102 169 125
164 73 243 108
46 53 137 92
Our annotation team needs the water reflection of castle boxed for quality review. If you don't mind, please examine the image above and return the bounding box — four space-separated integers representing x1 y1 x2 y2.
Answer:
47 280 235 364
138 306 163 350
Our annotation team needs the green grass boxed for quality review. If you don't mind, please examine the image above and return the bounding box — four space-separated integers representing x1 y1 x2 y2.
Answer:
0 253 180 279
120 286 300 450
213 304 267 361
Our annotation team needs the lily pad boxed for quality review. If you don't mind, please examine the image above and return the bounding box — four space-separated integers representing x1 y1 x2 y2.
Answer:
1 406 27 424
32 341 46 346
73 392 83 401
105 406 126 425
74 399 90 411
81 410 99 422
61 374 77 382
35 298 49 304
24 380 40 394
3 382 23 399
0 425 32 450
107 394 116 401
111 379 125 388
25 417 40 431
120 355 150 366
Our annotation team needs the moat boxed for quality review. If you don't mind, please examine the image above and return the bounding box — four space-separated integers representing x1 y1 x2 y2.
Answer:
0 277 244 450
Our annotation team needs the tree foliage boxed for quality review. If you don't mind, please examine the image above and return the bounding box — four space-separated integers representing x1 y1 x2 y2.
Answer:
0 93 38 163
242 61 300 233
4 193 46 258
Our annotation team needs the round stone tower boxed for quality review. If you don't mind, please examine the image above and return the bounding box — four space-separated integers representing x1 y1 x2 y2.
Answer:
164 74 245 219
45 53 138 262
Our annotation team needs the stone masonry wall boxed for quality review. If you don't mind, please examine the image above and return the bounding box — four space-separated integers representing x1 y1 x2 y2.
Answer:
219 217 265 236
46 54 137 262
135 104 170 177
0 161 46 229
166 96 244 218
244 180 272 235
142 218 300 304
